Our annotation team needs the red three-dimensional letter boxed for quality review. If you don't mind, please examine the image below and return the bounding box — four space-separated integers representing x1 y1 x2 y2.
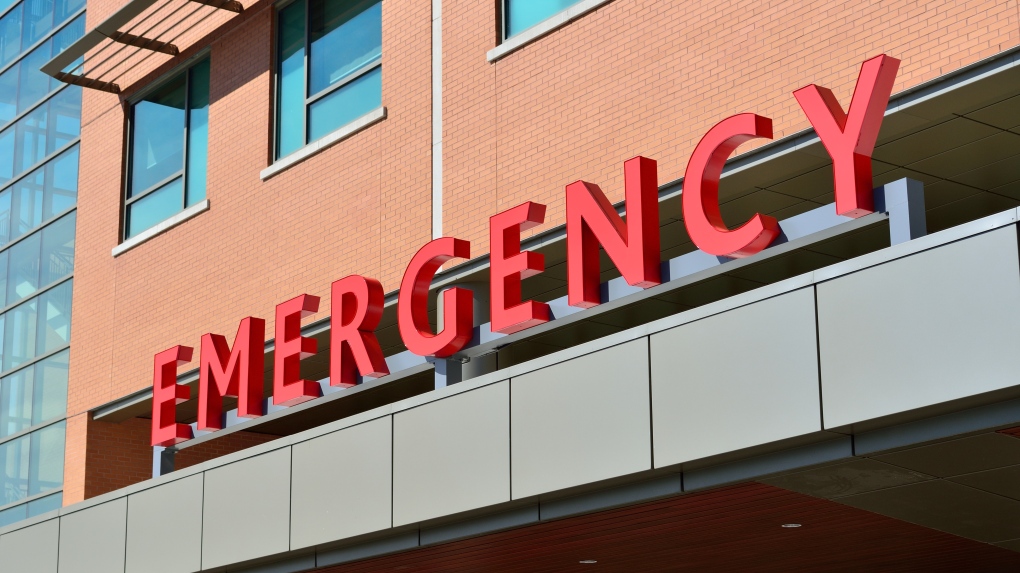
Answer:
567 156 661 308
398 238 473 357
273 294 322 406
198 317 265 431
151 345 194 447
330 275 390 388
490 202 550 334
794 54 900 218
683 114 780 258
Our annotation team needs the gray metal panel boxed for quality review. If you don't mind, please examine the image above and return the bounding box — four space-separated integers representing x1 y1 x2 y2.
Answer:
818 226 1020 428
58 498 127 573
202 448 291 570
393 381 510 526
290 417 392 549
650 288 823 467
0 518 59 573
126 474 203 573
510 339 652 499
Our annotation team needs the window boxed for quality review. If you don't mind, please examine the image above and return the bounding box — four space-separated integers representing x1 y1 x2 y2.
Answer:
0 0 85 69
0 350 68 437
0 279 72 371
125 58 209 239
0 14 85 129
0 85 80 188
275 0 381 159
0 145 78 249
0 420 64 523
503 0 583 38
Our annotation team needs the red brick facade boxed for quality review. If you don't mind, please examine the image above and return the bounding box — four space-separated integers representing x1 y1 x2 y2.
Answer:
65 0 1020 503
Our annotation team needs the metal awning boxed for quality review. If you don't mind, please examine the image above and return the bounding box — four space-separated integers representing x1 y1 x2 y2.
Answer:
41 0 243 94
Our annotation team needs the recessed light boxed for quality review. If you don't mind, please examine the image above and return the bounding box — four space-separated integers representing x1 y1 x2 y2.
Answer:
579 560 598 564
781 523 802 528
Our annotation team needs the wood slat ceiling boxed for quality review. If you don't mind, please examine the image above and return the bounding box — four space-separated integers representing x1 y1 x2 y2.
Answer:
314 483 1020 573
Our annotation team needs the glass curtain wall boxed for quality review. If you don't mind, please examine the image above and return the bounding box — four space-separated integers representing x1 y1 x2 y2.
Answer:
0 0 82 528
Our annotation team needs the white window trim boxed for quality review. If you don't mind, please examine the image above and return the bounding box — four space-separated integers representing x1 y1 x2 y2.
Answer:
261 106 387 180
487 0 615 62
112 199 210 257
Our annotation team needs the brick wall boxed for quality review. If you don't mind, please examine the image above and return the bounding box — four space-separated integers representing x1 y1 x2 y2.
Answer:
65 0 1020 502
65 416 279 501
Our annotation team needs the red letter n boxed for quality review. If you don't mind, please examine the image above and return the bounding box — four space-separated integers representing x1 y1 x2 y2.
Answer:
330 275 389 389
794 54 900 218
567 156 661 308
198 317 265 431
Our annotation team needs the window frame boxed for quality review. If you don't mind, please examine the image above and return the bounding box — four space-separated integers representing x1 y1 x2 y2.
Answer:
501 0 589 41
122 54 209 242
489 0 615 62
271 0 383 161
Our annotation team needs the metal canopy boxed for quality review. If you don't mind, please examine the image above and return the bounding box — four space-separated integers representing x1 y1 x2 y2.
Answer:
41 0 242 94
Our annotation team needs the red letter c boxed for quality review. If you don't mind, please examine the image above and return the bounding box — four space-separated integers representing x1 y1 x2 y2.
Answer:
682 113 780 258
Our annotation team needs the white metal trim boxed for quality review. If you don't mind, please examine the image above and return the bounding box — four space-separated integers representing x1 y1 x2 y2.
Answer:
487 0 615 63
260 107 387 180
112 199 210 257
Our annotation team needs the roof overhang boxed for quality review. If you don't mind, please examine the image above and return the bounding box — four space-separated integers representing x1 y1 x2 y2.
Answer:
41 0 243 94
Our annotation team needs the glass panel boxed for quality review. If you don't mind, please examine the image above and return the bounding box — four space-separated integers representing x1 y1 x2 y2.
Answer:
126 177 181 238
130 74 185 197
308 0 380 96
0 13 85 131
186 59 209 206
58 0 84 27
24 0 56 47
32 348 66 422
0 4 22 68
307 64 380 141
2 296 36 371
50 12 83 55
16 38 52 112
7 230 40 303
0 123 11 181
8 145 78 244
0 499 27 527
26 490 60 517
47 84 80 152
35 278 70 355
28 420 62 496
0 85 81 187
0 58 17 127
39 211 73 286
0 364 32 437
276 0 305 157
505 0 580 37
0 433 28 506
0 311 6 365
0 249 8 306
